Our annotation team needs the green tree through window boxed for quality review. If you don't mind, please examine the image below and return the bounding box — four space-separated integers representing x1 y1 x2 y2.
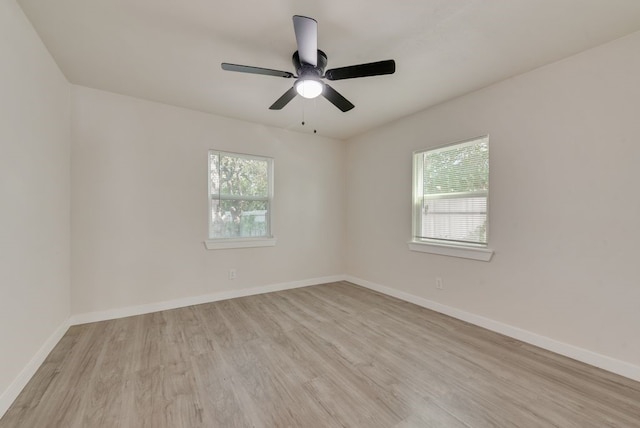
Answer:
209 151 273 239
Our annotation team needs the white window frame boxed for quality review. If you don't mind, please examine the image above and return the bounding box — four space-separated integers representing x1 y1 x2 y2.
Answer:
205 150 276 250
408 136 494 261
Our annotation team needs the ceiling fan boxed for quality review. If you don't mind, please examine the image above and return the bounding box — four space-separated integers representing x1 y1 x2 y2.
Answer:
221 15 396 112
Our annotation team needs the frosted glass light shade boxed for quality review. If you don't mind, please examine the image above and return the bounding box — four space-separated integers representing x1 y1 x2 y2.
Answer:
295 79 323 99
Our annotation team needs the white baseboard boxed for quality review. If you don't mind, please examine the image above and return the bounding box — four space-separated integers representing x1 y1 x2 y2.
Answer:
70 275 346 325
0 319 70 418
345 275 640 383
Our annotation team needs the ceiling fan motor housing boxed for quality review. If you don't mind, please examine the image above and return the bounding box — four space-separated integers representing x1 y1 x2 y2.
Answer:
293 50 327 77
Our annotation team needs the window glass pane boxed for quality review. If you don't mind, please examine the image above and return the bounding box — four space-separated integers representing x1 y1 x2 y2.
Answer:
414 136 489 246
210 199 268 238
219 155 269 197
209 150 273 241
423 139 489 195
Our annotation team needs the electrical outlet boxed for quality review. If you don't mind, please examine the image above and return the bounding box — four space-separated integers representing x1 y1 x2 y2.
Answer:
436 277 443 290
229 269 236 280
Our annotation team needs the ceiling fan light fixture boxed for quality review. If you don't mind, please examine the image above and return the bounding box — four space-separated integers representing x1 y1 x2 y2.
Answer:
295 78 323 99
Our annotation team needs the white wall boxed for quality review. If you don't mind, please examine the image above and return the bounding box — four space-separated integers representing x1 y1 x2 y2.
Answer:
71 86 346 315
346 31 640 370
0 0 70 411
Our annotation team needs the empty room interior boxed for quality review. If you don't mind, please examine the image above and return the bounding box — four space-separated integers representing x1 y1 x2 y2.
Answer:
2 0 640 426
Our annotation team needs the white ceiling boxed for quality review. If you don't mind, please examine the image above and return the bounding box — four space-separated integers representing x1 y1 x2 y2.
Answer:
17 0 640 140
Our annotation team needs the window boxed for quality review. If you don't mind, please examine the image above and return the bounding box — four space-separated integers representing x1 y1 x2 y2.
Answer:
205 150 275 250
410 136 493 261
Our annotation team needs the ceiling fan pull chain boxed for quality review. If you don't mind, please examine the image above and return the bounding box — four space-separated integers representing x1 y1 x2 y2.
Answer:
313 97 318 134
301 100 306 126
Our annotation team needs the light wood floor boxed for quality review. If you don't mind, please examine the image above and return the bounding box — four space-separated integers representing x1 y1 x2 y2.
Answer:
2 282 639 427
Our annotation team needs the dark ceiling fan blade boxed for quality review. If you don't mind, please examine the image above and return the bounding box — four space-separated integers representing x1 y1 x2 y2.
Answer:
325 59 395 81
269 86 298 110
293 15 317 67
221 63 294 78
322 84 355 112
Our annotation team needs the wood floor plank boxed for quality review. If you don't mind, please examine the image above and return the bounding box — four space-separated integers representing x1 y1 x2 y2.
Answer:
304 374 401 428
190 352 253 428
393 398 470 428
2 281 640 427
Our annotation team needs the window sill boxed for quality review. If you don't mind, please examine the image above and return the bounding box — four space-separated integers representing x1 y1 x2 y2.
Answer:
204 237 276 250
408 240 494 261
